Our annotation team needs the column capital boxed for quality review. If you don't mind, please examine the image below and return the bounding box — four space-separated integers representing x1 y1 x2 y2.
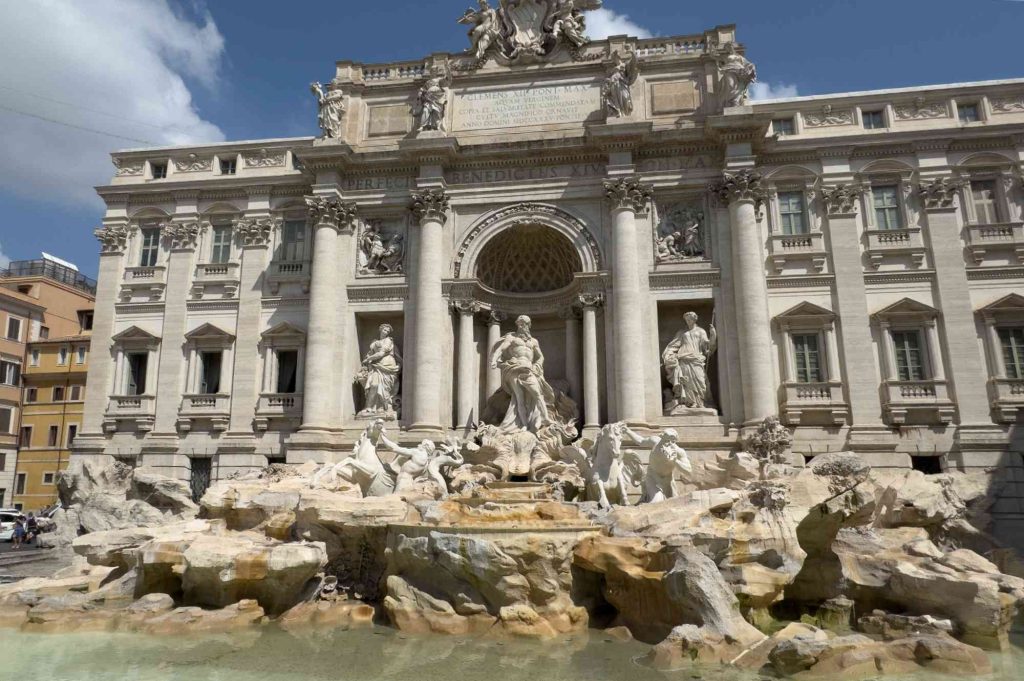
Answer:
821 184 865 217
305 195 358 232
604 177 653 213
94 224 130 254
578 292 605 309
163 221 201 251
487 309 507 325
410 188 451 224
709 168 767 207
233 216 279 248
917 176 965 212
451 298 482 315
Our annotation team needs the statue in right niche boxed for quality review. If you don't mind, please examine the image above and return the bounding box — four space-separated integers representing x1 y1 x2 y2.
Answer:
662 311 718 414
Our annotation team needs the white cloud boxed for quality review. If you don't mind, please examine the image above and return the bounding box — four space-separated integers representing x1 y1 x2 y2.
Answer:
750 82 801 101
0 0 227 207
586 8 654 40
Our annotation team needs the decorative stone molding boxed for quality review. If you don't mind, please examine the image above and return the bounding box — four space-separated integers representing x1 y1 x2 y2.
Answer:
243 149 287 168
604 177 654 213
894 98 948 120
917 177 965 211
112 159 144 177
990 96 1024 114
804 105 855 128
410 189 451 223
305 196 358 232
94 224 131 253
455 0 600 66
173 154 213 173
233 217 277 247
577 292 605 309
163 222 201 250
821 184 864 216
709 169 767 207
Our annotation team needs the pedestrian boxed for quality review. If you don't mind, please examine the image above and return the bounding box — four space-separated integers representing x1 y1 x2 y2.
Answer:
25 513 38 546
11 518 25 550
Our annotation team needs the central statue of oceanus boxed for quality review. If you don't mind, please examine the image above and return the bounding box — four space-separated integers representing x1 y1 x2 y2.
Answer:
458 0 604 64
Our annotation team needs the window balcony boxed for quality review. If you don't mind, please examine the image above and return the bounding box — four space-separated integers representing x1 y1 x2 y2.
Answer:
991 378 1024 423
266 261 310 295
966 222 1024 266
254 393 303 432
767 232 827 274
103 395 156 433
781 381 849 426
191 262 241 299
120 266 167 302
864 227 926 270
883 379 955 425
177 394 231 432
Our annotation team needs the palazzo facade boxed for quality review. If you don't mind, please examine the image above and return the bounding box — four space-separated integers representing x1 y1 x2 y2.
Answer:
73 20 1024 541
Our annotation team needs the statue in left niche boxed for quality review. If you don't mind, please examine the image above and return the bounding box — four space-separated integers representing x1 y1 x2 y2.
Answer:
414 64 452 133
311 81 345 139
355 324 402 420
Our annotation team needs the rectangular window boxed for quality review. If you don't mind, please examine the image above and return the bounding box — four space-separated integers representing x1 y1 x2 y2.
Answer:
792 334 823 384
862 110 885 129
892 330 927 382
47 425 59 447
30 349 40 366
958 103 980 123
0 361 20 386
872 185 903 230
6 317 22 341
999 327 1024 380
139 228 161 267
15 474 26 496
43 473 55 486
0 453 5 472
70 385 82 401
25 387 37 403
151 162 168 179
19 426 31 448
220 158 237 175
0 407 11 434
777 192 808 235
78 311 94 331
57 347 69 365
76 346 87 364
39 326 49 340
210 225 233 264
280 221 307 263
53 386 65 402
199 351 223 394
67 424 78 447
971 180 1000 224
126 353 148 396
772 118 795 136
276 350 299 394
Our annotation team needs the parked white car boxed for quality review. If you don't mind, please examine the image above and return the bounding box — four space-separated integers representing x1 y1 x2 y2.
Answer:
0 510 20 542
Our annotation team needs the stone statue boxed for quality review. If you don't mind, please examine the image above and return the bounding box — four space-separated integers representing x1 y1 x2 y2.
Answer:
713 43 757 107
459 0 502 61
311 81 344 139
356 324 402 419
488 315 560 433
414 66 451 133
379 234 405 273
622 426 693 503
602 51 639 118
309 419 395 497
426 443 465 499
656 205 706 262
550 1 588 49
561 422 643 510
358 224 405 275
663 312 718 413
379 433 435 493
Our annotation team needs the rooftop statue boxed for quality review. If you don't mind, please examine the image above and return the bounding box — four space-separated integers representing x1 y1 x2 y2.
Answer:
602 51 639 118
711 42 757 107
458 0 604 65
310 81 344 138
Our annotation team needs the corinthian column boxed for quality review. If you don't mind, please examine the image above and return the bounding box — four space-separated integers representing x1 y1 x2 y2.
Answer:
710 169 777 424
579 293 604 430
604 177 652 424
408 189 450 431
484 310 505 399
453 299 481 428
300 196 358 432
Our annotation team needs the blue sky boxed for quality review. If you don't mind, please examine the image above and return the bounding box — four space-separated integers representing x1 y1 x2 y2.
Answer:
0 0 1020 278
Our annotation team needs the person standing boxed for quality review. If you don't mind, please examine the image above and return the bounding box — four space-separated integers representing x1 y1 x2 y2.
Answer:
11 518 25 550
25 513 38 546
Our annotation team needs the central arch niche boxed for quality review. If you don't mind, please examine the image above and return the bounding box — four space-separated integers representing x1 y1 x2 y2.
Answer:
475 224 583 294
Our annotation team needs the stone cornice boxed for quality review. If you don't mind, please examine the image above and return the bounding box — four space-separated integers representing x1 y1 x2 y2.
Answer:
863 270 936 285
648 270 721 290
347 284 410 303
766 274 835 290
965 266 1024 281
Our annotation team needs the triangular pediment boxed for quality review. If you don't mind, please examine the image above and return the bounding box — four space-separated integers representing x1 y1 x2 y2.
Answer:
873 297 939 319
776 301 836 321
111 326 160 343
185 323 235 341
261 322 306 340
980 293 1024 313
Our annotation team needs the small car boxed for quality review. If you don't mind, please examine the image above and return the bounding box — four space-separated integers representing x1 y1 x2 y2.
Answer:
0 511 20 542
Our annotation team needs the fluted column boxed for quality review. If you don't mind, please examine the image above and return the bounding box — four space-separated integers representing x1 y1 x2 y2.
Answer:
563 306 582 406
604 177 652 424
579 293 604 430
408 189 450 431
485 310 505 399
711 170 777 424
300 196 357 432
454 299 481 427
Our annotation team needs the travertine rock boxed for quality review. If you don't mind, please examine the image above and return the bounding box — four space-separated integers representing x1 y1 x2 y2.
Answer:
278 600 375 631
135 600 266 635
71 519 219 571
129 467 199 515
